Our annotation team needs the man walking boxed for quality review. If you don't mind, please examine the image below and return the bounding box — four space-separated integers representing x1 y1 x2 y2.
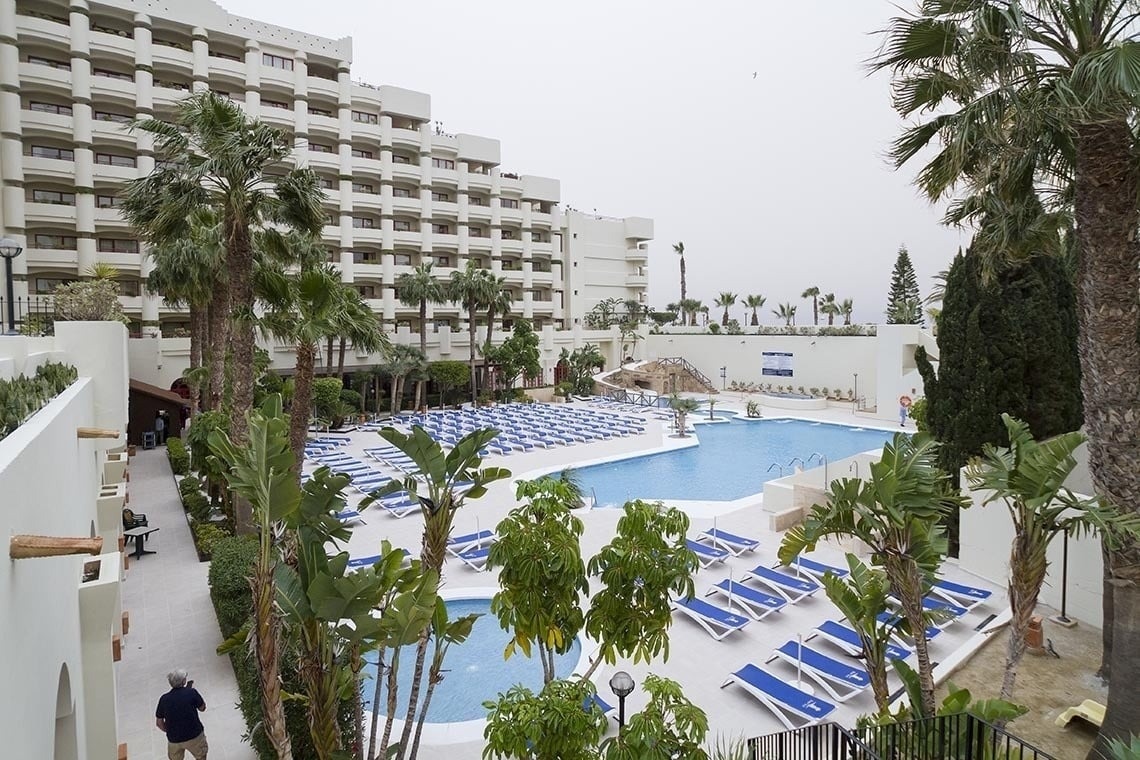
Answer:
155 411 167 445
155 669 207 759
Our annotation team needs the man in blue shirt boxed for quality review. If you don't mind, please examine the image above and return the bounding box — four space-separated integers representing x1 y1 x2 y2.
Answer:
155 669 207 759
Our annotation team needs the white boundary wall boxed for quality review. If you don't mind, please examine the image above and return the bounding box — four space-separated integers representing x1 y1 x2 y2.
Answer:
0 322 129 760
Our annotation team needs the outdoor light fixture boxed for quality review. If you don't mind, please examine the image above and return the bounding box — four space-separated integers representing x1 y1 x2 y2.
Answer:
609 670 635 729
0 237 24 335
719 366 727 390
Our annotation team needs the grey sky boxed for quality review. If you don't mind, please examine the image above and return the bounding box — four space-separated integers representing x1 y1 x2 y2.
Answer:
226 0 967 324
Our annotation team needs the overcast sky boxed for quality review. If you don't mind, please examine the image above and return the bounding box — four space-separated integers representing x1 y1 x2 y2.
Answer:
225 0 968 324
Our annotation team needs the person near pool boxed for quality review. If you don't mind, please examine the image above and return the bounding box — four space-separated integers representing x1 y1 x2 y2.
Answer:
156 669 208 759
898 391 913 427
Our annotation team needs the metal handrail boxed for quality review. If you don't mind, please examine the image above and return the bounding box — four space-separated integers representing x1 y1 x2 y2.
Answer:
654 356 715 389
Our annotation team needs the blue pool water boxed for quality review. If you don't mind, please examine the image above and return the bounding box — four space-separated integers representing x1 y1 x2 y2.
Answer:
363 597 581 723
578 418 896 505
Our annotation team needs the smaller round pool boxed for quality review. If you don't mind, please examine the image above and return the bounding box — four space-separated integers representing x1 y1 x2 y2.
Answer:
362 597 582 723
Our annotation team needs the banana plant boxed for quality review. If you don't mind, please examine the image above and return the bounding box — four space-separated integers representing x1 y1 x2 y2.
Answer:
779 433 969 718
966 415 1140 705
406 601 479 758
361 425 509 760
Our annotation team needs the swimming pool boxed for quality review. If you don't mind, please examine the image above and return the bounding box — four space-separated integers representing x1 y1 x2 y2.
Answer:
578 418 896 505
362 597 581 723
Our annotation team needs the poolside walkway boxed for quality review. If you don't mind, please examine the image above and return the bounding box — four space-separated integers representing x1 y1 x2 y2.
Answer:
115 447 256 760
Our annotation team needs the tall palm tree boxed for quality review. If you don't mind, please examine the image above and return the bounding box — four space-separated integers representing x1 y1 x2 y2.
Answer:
839 298 854 326
744 294 766 326
672 241 687 302
146 210 223 414
714 292 737 326
820 293 839 326
396 262 446 409
482 277 514 394
333 291 385 379
678 297 701 328
380 344 426 416
875 8 1140 743
123 91 325 478
447 261 496 403
773 302 796 327
801 286 821 325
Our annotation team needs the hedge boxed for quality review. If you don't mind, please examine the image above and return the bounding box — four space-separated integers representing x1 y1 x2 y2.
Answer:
166 437 190 475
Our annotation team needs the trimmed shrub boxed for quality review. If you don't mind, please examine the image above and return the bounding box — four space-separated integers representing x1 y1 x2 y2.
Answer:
192 522 230 558
183 490 211 522
166 437 190 475
178 475 202 499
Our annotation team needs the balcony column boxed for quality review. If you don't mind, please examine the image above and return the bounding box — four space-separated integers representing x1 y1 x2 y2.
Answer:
190 27 209 90
0 0 24 285
243 40 261 114
140 243 160 334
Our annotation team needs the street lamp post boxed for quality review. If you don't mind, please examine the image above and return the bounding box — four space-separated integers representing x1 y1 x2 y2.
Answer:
719 366 726 390
853 373 859 414
0 238 24 335
609 670 635 730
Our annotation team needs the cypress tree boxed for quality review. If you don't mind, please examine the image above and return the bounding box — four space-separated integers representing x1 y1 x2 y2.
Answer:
917 250 1083 481
886 245 922 323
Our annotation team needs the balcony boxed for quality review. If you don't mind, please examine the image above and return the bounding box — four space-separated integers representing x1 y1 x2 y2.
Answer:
352 226 383 245
22 107 72 133
18 61 71 92
152 84 193 108
500 238 524 256
207 55 245 78
307 75 339 98
626 247 649 262
15 13 70 45
91 75 136 100
391 195 420 215
432 233 458 250
499 268 525 285
431 200 458 218
92 161 138 182
91 118 134 143
118 295 143 312
25 246 78 266
393 230 421 248
89 29 135 59
22 155 77 181
466 204 492 223
351 191 382 209
96 251 142 270
530 270 554 287
307 112 339 136
25 201 77 224
353 155 383 176
467 236 492 254
392 162 420 183
94 207 129 225
307 151 339 171
626 273 648 288
530 240 554 257
466 172 493 192
499 207 524 226
152 45 193 70
391 127 420 150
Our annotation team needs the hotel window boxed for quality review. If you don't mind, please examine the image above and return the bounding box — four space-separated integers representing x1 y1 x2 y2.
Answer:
318 177 335 190
93 68 132 81
351 148 374 159
502 230 516 240
94 110 132 123
95 153 136 167
308 107 332 117
156 80 190 91
352 217 375 229
96 194 123 208
431 158 455 170
434 255 451 267
470 226 486 237
431 192 451 202
31 145 74 160
262 53 294 70
352 250 379 263
310 143 334 153
29 101 72 115
434 318 452 329
27 55 70 70
432 224 451 234
352 110 378 124
394 253 413 266
35 276 76 293
356 285 378 298
469 196 486 206
352 182 375 194
33 234 77 250
210 51 241 61
117 279 140 297
393 187 414 198
500 198 519 209
263 99 290 110
394 220 413 232
531 232 543 242
31 189 76 205
97 238 139 253
392 154 412 164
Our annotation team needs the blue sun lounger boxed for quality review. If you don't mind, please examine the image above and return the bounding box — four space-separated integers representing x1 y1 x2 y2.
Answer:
696 528 759 556
743 565 820 604
932 578 992 611
347 549 410 569
767 641 870 703
334 509 366 525
671 596 750 640
685 539 729 569
584 694 618 723
878 613 943 643
720 664 836 730
375 499 420 519
447 529 496 556
813 620 912 662
706 580 786 621
783 556 850 580
456 545 490 571
923 596 969 619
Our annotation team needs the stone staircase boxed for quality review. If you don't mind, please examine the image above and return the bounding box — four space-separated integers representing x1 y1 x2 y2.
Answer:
600 356 717 397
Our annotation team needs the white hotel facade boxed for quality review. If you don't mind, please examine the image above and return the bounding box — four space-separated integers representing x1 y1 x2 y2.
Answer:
0 0 652 386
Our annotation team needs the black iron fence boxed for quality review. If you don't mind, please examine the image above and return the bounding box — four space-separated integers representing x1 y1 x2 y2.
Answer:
748 713 1056 760
0 295 56 334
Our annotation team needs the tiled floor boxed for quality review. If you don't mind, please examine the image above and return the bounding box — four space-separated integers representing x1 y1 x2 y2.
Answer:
115 447 256 760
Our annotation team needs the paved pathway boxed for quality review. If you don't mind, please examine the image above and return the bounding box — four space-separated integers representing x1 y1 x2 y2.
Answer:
115 447 256 760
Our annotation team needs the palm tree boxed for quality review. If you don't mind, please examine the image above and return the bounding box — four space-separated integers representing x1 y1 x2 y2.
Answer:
447 261 496 403
379 344 425 416
668 394 700 438
482 278 514 394
672 241 686 302
780 433 968 717
333 290 384 379
714 292 737 326
744 294 766 327
622 298 644 324
773 302 796 327
678 298 702 327
966 416 1140 705
875 8 1140 743
820 293 839 326
123 91 325 480
698 303 710 327
396 262 446 409
839 298 854 326
801 286 820 325
146 210 223 414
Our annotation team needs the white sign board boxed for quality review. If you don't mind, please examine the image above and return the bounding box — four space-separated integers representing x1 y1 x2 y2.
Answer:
761 351 794 377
